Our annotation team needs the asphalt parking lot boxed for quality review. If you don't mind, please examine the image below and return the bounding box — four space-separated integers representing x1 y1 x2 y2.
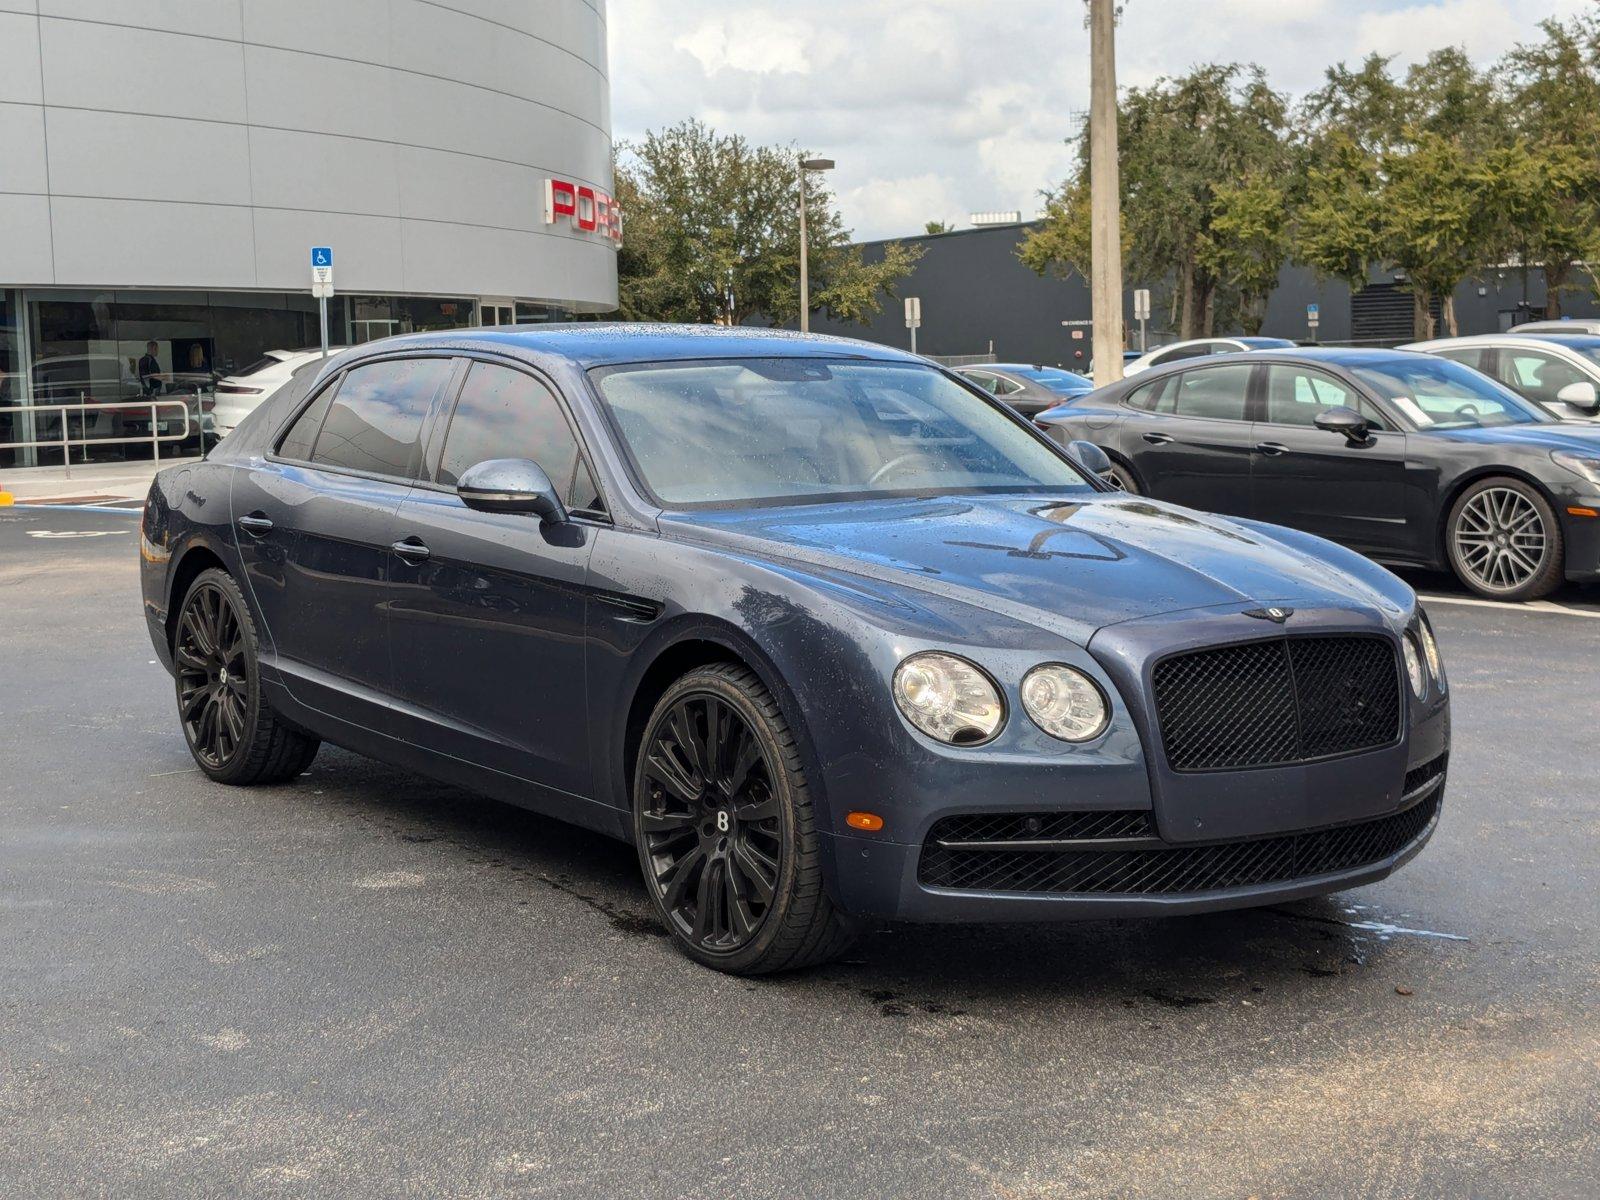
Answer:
2 503 1596 1199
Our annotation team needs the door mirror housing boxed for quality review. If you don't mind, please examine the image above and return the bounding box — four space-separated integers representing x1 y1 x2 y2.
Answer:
1556 380 1600 413
456 458 567 522
1066 439 1116 483
1314 406 1371 444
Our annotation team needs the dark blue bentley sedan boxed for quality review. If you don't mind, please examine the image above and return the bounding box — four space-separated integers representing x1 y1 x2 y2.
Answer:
140 325 1450 974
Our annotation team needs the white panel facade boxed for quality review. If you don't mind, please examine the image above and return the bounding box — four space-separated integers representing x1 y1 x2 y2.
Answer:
0 0 617 307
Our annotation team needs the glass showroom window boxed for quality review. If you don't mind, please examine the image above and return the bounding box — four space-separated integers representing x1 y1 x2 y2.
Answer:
346 296 478 344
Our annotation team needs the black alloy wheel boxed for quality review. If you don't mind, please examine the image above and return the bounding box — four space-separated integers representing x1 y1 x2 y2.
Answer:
176 580 249 770
633 664 851 973
173 568 319 784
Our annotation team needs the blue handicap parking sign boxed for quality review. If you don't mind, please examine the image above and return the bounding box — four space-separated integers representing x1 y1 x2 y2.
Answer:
311 246 333 267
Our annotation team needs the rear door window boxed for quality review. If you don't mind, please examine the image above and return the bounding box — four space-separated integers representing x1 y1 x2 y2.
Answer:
309 357 454 480
1170 364 1253 421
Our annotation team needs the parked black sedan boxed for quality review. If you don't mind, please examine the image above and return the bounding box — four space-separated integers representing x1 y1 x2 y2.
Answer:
955 363 1094 417
141 327 1449 974
1038 348 1600 601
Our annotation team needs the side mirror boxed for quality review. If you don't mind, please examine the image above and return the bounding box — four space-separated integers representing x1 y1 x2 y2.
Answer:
456 457 567 522
1556 380 1600 413
1067 439 1116 483
1314 406 1371 444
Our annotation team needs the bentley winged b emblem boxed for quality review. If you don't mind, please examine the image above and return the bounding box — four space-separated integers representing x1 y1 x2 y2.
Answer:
1243 606 1294 623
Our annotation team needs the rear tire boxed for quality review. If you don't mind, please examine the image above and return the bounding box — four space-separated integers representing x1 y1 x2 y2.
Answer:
632 664 853 974
1445 477 1563 602
1105 458 1142 494
173 568 320 784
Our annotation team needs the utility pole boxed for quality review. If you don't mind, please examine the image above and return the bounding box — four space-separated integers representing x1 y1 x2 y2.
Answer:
1087 0 1124 387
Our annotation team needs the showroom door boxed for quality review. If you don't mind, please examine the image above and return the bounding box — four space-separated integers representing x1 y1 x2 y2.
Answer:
480 300 515 326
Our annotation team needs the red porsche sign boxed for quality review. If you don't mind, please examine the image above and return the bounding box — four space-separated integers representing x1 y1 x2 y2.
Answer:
544 178 622 245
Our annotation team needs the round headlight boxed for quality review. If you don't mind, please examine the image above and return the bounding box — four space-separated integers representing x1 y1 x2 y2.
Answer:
1021 664 1109 742
1402 634 1425 697
892 653 1004 745
1418 617 1444 689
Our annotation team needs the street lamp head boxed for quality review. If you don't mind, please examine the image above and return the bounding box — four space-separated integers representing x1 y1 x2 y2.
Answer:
801 157 835 172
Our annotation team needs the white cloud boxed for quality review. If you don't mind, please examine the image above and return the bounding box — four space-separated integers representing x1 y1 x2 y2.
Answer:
609 0 1588 241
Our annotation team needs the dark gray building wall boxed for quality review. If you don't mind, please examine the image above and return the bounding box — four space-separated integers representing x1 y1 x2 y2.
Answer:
804 223 1600 365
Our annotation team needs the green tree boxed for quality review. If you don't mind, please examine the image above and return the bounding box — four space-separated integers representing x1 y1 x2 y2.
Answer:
613 120 919 327
924 220 953 235
1298 50 1507 338
1299 48 1510 336
1497 16 1600 315
1022 64 1294 338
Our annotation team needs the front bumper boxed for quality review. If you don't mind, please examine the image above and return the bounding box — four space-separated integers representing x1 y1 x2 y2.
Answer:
822 763 1445 923
817 602 1451 924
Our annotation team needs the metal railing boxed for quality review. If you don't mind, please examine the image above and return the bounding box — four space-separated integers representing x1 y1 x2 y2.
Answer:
0 397 194 479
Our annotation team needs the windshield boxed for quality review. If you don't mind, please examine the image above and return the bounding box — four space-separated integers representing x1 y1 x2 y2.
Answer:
1006 366 1092 392
593 358 1093 508
1352 358 1550 429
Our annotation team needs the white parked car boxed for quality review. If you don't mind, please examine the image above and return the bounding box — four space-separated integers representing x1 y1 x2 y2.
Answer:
1402 333 1600 422
212 349 326 437
1123 335 1296 375
1508 319 1600 337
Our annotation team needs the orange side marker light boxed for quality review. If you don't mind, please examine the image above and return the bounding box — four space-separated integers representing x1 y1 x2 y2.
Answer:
1567 506 1598 518
846 812 885 832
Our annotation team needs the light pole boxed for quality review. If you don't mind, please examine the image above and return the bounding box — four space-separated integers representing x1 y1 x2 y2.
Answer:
798 156 834 333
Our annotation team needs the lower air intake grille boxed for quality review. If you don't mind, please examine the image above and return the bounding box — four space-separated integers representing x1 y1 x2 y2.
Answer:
1153 634 1402 772
917 792 1440 895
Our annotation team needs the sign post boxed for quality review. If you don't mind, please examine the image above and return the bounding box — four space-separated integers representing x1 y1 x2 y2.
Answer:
311 246 334 357
904 296 922 355
1133 288 1151 353
1306 302 1320 344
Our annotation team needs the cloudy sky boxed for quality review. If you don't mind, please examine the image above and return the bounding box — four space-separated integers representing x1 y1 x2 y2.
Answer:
608 0 1592 241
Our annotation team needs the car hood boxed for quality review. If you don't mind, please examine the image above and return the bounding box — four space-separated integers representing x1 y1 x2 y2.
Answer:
661 494 1404 645
1433 423 1600 451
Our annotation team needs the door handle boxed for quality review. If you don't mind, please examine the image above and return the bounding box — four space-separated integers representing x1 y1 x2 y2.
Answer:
1142 432 1175 445
237 513 273 536
391 538 431 564
1255 442 1289 456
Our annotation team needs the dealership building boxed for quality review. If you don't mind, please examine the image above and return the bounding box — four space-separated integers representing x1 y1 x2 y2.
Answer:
0 0 617 467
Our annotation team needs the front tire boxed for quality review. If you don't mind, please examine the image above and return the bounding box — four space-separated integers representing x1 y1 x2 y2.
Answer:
632 664 853 974
1445 477 1563 602
173 568 319 784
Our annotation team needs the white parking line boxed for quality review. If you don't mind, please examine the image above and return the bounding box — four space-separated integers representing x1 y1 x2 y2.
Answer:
1419 593 1600 620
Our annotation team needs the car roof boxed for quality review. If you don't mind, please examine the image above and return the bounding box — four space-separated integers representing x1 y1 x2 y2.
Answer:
1407 333 1600 353
359 323 924 369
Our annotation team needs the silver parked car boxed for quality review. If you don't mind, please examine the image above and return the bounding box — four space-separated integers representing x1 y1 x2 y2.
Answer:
1508 319 1600 337
1402 334 1600 422
1123 336 1296 376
